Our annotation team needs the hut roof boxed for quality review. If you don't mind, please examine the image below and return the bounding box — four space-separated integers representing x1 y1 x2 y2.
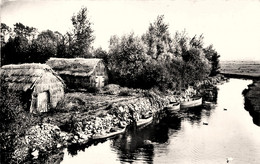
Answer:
0 63 64 91
46 58 103 76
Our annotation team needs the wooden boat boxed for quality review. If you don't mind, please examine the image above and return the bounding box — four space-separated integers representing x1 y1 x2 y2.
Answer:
136 116 153 127
180 97 202 108
165 102 180 112
203 101 213 106
203 101 211 104
203 101 214 108
92 127 126 140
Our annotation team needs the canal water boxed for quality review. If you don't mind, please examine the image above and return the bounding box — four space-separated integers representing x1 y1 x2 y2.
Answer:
61 78 260 164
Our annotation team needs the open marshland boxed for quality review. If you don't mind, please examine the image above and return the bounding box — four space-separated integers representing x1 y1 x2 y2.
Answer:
220 60 260 78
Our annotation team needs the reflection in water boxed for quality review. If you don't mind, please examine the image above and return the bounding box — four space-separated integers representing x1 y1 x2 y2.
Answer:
111 115 181 163
111 125 155 163
34 151 64 164
173 105 215 126
182 107 205 125
111 104 215 164
66 140 106 156
202 86 218 103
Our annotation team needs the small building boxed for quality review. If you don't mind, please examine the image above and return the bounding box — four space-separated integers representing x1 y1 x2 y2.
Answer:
46 58 108 91
0 63 65 113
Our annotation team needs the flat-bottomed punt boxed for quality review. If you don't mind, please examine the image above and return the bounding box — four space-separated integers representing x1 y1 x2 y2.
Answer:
165 102 180 113
92 128 126 140
136 116 153 127
180 97 202 108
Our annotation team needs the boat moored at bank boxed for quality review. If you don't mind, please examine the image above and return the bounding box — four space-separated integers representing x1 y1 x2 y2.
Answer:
180 97 202 108
92 127 126 140
165 102 181 113
136 116 153 127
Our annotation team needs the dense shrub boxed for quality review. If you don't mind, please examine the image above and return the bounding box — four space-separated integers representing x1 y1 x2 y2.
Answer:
106 16 215 92
118 88 133 96
0 87 42 163
56 95 88 112
87 86 100 94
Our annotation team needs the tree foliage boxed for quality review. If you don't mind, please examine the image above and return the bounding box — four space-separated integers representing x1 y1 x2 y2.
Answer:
1 7 95 66
14 22 37 40
108 33 149 87
204 45 220 76
70 7 95 58
142 15 174 61
1 23 11 46
0 12 220 91
107 16 217 91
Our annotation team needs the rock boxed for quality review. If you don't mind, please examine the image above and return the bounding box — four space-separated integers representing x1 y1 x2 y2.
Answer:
78 132 89 140
64 135 70 141
119 121 127 128
57 143 62 148
82 134 90 140
143 140 152 145
118 106 124 113
31 149 39 159
78 139 85 144
73 135 79 140
59 132 67 137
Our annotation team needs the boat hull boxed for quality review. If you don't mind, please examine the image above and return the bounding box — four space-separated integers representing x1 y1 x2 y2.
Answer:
92 128 126 140
136 116 153 127
180 97 202 108
165 103 180 112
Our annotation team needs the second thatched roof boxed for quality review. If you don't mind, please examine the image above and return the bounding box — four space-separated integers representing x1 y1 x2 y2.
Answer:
46 58 103 77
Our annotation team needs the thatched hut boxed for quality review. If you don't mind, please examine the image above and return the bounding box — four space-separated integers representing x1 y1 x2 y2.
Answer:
0 63 65 113
46 58 108 91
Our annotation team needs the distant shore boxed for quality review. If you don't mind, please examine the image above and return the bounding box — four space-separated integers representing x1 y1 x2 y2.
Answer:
220 60 260 79
220 73 260 79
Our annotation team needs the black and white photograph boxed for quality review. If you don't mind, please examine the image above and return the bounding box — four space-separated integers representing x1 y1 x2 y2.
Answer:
1 0 260 163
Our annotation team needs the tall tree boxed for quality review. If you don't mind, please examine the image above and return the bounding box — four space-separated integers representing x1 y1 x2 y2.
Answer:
108 33 149 87
1 23 38 65
172 30 190 57
70 7 95 58
28 30 58 63
56 32 71 58
204 45 220 76
93 47 108 64
142 15 174 61
1 23 11 46
190 34 204 49
1 36 29 65
173 31 211 87
13 22 37 40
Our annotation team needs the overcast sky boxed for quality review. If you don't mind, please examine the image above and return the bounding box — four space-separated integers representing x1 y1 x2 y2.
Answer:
1 0 260 61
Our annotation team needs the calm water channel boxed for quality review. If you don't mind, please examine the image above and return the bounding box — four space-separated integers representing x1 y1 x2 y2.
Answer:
61 79 260 164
